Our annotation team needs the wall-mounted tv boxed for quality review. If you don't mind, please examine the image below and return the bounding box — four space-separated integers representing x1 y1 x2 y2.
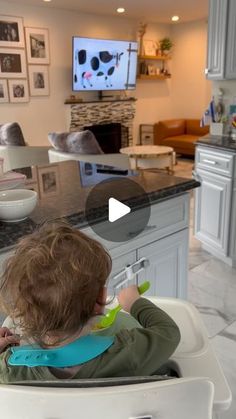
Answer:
72 37 138 92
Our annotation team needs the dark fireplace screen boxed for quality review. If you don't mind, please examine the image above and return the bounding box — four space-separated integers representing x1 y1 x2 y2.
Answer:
84 123 128 154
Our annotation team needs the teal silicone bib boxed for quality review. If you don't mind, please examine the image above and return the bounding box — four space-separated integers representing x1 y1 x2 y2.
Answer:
8 335 114 368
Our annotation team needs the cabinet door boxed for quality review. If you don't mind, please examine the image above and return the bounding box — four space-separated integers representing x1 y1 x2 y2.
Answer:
195 169 232 255
206 0 228 80
137 230 189 299
225 0 236 79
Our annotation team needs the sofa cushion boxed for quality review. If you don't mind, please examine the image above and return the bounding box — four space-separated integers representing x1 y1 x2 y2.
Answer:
154 119 186 144
186 119 209 136
163 135 196 153
0 122 26 146
48 130 104 155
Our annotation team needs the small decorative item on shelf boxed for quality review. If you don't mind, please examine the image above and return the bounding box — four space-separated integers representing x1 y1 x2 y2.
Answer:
137 21 147 55
147 65 156 75
143 39 157 56
159 37 173 56
139 61 148 75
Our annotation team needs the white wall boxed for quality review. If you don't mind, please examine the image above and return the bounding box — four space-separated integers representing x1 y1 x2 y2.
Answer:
170 19 211 119
134 23 172 142
0 1 209 146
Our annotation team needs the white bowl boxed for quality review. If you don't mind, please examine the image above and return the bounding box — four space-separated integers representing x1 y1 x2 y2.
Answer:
0 189 38 222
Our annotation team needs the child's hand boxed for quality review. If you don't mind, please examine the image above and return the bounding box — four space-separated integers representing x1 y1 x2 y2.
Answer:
0 327 20 354
118 285 140 313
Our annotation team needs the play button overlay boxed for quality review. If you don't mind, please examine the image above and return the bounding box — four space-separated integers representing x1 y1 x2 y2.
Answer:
109 198 131 222
85 177 150 243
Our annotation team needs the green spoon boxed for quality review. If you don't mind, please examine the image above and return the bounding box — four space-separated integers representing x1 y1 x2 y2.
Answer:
95 281 150 330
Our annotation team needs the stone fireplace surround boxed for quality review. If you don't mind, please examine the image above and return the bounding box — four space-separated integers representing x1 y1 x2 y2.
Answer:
67 99 136 148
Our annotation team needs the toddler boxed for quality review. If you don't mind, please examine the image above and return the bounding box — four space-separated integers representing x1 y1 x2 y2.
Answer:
0 221 180 383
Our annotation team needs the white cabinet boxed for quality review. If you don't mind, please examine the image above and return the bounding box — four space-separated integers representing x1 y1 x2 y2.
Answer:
206 0 228 80
195 145 236 266
83 194 191 298
225 0 236 79
137 230 189 299
206 0 236 80
195 169 232 255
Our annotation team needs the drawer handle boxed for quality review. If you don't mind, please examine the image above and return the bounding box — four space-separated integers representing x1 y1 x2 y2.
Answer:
202 159 218 165
129 416 153 419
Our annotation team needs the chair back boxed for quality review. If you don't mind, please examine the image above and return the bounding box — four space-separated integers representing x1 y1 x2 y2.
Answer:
0 377 214 419
48 148 130 169
0 145 50 171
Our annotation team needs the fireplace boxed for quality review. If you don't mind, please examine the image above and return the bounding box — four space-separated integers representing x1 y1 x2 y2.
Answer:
84 123 128 154
67 99 136 147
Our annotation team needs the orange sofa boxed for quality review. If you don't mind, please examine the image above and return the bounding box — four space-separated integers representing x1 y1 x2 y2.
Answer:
154 119 209 156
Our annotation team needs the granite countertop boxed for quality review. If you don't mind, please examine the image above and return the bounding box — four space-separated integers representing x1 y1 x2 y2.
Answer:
0 160 199 252
197 135 236 152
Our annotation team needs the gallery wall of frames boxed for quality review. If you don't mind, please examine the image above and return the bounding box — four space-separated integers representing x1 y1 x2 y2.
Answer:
0 15 50 104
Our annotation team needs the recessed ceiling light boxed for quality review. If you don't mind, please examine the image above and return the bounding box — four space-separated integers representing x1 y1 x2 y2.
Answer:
172 16 180 22
43 0 52 2
117 7 125 13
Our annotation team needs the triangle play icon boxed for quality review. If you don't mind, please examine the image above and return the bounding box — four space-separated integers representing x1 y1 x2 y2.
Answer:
108 198 131 223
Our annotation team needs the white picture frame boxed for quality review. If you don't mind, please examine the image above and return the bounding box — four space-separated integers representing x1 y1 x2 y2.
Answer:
143 40 157 56
8 79 29 103
0 79 9 103
28 65 49 96
0 15 25 48
37 165 60 198
25 27 50 64
0 48 27 78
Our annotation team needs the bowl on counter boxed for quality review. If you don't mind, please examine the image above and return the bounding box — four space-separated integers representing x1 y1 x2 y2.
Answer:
0 189 38 222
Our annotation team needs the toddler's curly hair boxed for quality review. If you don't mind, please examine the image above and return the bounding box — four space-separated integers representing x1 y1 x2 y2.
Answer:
0 221 111 345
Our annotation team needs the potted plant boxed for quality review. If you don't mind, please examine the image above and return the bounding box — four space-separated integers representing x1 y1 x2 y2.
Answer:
159 37 173 56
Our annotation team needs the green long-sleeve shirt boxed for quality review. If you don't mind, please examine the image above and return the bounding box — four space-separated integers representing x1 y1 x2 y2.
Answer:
0 298 180 383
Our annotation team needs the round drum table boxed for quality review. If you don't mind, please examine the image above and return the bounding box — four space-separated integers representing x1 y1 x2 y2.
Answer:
120 145 175 174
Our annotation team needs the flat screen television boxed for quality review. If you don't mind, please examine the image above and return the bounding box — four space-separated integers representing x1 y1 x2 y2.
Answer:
72 37 138 92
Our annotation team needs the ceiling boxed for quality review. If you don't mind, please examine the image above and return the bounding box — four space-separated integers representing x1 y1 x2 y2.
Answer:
6 0 209 23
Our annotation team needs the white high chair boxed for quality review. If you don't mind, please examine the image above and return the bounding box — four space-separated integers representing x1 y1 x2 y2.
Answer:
0 297 232 419
0 376 213 419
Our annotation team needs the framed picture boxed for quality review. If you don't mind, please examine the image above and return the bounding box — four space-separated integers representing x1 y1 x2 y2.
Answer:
37 165 60 198
0 15 24 48
0 79 9 103
143 40 157 56
8 79 29 103
0 48 27 78
28 65 49 96
25 27 50 64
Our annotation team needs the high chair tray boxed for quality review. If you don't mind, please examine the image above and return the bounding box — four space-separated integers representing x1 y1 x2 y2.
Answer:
96 298 209 357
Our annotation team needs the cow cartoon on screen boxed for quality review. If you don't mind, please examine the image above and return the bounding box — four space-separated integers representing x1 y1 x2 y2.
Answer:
74 49 124 88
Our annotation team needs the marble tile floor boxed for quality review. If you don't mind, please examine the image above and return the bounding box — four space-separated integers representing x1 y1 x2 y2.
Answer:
188 221 236 417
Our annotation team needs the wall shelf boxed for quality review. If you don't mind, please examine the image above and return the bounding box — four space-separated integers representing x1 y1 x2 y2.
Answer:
138 55 171 61
137 54 171 80
137 74 171 80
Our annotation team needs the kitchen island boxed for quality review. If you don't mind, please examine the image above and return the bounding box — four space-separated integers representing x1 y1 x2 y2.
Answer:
0 160 199 298
194 135 236 267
